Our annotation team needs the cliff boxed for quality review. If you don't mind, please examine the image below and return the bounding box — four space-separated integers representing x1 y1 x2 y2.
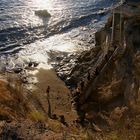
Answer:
69 2 140 139
0 2 140 140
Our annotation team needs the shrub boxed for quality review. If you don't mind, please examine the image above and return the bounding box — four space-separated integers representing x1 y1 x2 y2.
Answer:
80 130 93 140
48 119 63 133
29 111 46 122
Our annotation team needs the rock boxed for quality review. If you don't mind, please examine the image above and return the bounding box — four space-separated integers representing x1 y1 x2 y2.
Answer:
110 107 128 121
51 114 58 120
33 62 39 67
85 111 96 121
35 10 51 17
59 115 68 126
13 68 23 73
56 56 63 61
28 62 33 67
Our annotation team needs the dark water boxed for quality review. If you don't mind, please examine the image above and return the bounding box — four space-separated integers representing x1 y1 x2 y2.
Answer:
0 0 119 71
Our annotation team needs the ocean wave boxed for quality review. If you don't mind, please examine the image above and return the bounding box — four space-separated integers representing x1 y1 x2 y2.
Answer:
0 0 118 55
0 11 108 55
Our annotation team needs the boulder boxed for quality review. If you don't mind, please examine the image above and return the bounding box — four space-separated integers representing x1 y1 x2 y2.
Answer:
35 10 51 17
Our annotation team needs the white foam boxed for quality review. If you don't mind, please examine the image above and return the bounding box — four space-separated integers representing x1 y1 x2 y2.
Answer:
18 32 81 72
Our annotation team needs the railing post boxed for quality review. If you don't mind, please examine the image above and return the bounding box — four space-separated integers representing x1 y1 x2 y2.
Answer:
111 10 115 45
120 0 125 46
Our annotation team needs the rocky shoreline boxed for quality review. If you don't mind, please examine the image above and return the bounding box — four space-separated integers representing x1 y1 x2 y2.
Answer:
53 1 140 136
0 1 140 140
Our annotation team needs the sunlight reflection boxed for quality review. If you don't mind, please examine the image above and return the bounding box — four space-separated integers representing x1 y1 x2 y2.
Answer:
31 0 53 11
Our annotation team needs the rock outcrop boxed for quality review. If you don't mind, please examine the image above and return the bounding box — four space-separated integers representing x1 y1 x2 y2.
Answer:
70 2 140 125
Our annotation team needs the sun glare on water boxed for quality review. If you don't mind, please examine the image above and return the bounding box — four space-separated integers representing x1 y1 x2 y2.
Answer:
31 0 53 10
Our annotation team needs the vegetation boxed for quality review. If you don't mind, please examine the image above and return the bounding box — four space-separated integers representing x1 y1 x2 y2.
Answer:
28 111 46 122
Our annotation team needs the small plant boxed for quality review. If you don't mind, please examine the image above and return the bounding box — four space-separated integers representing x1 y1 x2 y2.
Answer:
48 119 63 133
107 132 122 140
29 111 46 122
80 130 93 140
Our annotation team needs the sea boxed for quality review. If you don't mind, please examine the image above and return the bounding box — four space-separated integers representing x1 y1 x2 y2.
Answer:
0 0 119 72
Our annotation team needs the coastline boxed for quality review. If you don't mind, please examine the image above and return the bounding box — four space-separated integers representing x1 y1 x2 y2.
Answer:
0 1 140 139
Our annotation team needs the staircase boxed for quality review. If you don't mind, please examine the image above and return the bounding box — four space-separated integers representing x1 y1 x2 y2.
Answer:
71 11 126 113
81 45 125 103
71 44 125 110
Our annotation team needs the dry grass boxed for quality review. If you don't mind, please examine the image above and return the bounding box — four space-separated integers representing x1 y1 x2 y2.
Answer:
105 132 122 140
0 107 16 120
0 80 17 120
0 75 31 120
48 119 63 133
0 81 14 101
28 111 46 122
79 130 94 140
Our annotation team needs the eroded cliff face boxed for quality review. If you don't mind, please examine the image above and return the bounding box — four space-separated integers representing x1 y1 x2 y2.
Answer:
70 3 140 130
90 17 140 112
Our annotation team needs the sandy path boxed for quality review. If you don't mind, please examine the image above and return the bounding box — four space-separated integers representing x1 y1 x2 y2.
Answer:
35 68 77 122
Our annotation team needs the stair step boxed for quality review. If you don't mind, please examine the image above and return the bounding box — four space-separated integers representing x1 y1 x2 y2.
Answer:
72 46 123 110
